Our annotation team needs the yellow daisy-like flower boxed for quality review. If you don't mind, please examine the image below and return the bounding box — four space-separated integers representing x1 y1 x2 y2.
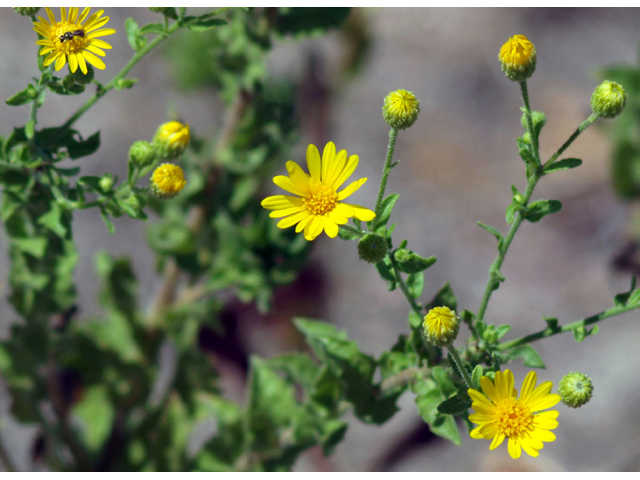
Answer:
261 142 376 241
423 306 459 347
382 89 420 130
150 163 186 199
33 7 115 74
468 369 561 459
153 121 191 159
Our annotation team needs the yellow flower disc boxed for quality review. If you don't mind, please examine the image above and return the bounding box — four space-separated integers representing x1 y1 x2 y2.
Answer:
468 369 561 459
423 306 459 347
261 142 376 241
33 7 115 74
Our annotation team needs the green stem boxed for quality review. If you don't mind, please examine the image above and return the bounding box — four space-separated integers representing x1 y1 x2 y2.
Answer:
375 128 398 214
520 81 540 165
542 114 598 170
447 345 473 388
498 302 640 351
476 171 540 324
392 259 422 318
27 65 53 148
338 223 365 238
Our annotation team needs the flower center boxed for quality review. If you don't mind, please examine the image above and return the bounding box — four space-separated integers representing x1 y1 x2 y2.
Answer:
303 184 338 216
493 397 535 440
502 37 533 66
53 23 87 54
389 91 418 115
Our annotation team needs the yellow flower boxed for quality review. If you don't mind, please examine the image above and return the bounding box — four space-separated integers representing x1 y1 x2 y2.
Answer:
150 163 186 199
468 369 561 459
423 306 459 347
498 35 536 82
33 8 115 74
261 142 375 241
153 121 191 159
382 89 420 130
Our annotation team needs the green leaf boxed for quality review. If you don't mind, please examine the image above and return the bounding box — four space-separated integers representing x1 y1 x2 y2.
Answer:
393 248 436 274
437 395 472 415
139 23 166 35
187 18 228 32
6 84 37 106
573 326 586 342
507 345 545 369
11 237 48 258
408 311 422 329
414 380 462 445
273 7 351 36
543 157 582 174
375 256 396 283
425 282 457 311
543 316 558 330
266 353 320 391
338 225 361 240
518 147 536 166
406 272 424 299
614 276 637 306
68 131 100 159
125 18 146 51
372 193 400 229
72 385 115 453
114 78 138 90
477 222 503 244
432 366 456 397
495 324 511 340
525 199 562 223
54 166 80 177
99 206 115 234
38 201 68 238
471 365 483 390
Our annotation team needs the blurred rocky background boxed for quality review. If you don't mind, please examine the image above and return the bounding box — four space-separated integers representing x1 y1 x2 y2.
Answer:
2 7 640 472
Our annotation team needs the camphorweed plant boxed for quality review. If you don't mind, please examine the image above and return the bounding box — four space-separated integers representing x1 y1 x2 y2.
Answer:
0 10 637 472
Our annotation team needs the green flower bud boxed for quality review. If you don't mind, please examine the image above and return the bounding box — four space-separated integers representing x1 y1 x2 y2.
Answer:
591 80 627 119
13 7 41 16
423 306 460 347
99 174 113 192
123 193 142 210
558 372 593 408
71 64 95 85
520 109 546 132
357 233 388 264
152 121 191 160
129 141 156 168
382 89 420 130
499 35 536 82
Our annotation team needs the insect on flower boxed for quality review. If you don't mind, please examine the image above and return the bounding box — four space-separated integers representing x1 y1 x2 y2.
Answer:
59 29 85 44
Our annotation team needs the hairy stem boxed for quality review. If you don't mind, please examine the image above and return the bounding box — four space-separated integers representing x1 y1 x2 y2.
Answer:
375 128 398 214
542 114 598 170
447 346 474 388
520 81 540 165
498 302 640 351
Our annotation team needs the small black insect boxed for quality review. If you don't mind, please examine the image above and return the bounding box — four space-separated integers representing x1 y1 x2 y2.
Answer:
58 29 85 43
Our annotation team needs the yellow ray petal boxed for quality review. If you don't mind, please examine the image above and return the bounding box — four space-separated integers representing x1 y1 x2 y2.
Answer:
533 414 559 430
86 45 106 57
82 10 104 29
87 28 116 39
304 216 323 241
43 51 61 66
77 53 88 74
528 393 561 412
508 437 522 459
478 423 498 439
327 209 349 225
479 376 498 403
69 7 79 23
261 195 303 210
277 210 309 229
35 39 53 46
337 178 367 201
520 438 540 458
468 413 493 424
523 381 553 406
519 371 537 402
39 46 56 55
489 433 505 450
269 206 306 218
36 15 51 27
531 429 556 443
322 217 339 238
85 16 110 33
285 161 311 195
325 149 347 186
321 141 336 183
78 7 91 24
46 8 56 25
470 427 484 439
332 154 359 189
340 203 375 221
55 53 67 71
306 144 321 179
89 38 113 49
82 50 106 70
273 175 304 196
295 214 314 233
68 53 78 73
